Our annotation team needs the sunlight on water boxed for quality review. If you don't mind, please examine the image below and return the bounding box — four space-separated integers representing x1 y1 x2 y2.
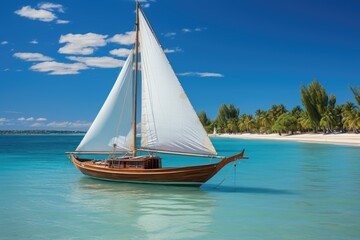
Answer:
0 135 359 239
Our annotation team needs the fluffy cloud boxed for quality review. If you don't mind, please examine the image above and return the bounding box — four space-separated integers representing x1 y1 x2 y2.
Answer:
137 0 154 8
195 27 207 32
0 118 12 126
15 6 57 22
178 72 224 77
56 19 69 24
36 118 47 121
18 117 35 121
67 56 125 68
163 32 176 38
30 61 88 75
1 41 8 45
15 3 67 23
58 33 108 55
109 48 132 57
108 32 136 45
30 122 43 127
38 3 64 13
13 52 53 62
164 47 182 53
181 27 207 33
30 40 38 44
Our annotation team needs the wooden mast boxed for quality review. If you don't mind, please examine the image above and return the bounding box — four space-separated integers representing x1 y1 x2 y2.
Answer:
133 0 140 157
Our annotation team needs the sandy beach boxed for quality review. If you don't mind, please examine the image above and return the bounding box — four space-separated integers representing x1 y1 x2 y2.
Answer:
211 133 360 147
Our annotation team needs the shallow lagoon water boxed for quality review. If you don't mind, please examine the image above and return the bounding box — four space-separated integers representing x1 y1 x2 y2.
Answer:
0 135 359 239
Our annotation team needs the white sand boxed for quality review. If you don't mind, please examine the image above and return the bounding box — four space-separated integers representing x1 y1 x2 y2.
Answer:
211 133 360 147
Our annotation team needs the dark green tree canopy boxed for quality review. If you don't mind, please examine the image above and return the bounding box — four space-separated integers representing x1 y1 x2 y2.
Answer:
350 85 360 106
272 113 298 133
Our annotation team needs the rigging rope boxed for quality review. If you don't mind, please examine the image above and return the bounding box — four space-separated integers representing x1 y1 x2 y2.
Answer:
214 161 237 189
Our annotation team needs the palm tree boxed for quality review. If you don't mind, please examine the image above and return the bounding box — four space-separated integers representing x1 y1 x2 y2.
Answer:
298 111 312 131
320 108 336 132
238 114 247 132
259 112 273 133
342 102 360 133
300 80 329 131
227 118 238 133
238 114 255 133
244 115 255 132
350 85 360 105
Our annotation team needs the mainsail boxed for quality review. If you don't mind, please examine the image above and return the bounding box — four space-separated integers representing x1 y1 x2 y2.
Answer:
139 10 217 155
76 51 135 152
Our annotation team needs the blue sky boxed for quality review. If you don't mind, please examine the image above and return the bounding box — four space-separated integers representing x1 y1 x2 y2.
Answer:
0 0 359 130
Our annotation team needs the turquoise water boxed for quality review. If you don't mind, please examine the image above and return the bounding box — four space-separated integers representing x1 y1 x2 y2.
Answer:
0 135 359 239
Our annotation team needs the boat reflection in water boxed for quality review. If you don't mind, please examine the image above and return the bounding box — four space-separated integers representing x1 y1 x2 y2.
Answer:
70 178 215 239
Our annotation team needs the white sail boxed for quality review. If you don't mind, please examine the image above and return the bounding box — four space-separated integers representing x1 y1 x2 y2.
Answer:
76 51 134 152
139 10 217 155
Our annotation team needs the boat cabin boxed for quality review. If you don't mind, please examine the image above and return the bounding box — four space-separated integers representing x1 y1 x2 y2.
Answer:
107 156 161 170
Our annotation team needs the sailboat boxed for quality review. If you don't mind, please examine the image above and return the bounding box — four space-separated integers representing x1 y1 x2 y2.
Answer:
66 2 247 186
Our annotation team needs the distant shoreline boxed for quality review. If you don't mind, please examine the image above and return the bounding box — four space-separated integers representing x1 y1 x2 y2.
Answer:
0 130 86 135
210 133 360 147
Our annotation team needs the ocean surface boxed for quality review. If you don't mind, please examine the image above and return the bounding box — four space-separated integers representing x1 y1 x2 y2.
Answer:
0 135 359 240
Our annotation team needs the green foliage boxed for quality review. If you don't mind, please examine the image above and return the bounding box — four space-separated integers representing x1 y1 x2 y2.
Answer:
216 104 239 133
197 80 359 135
342 103 360 132
272 113 298 134
238 114 255 133
198 111 211 127
290 106 303 118
300 80 329 131
298 111 312 131
320 108 336 132
350 85 360 106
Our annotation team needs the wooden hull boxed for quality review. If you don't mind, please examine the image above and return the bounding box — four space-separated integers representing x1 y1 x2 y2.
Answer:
69 150 246 186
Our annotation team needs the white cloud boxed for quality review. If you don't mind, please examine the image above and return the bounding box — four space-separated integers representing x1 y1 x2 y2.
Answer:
137 0 154 8
67 56 125 68
1 41 8 45
56 19 69 24
58 33 108 55
182 27 207 33
109 48 131 57
38 3 64 13
108 31 136 45
0 118 12 126
15 6 56 22
163 32 176 38
18 117 35 121
30 122 43 127
36 118 47 121
195 27 207 32
30 40 38 44
178 72 224 78
46 121 92 129
164 47 182 53
13 52 53 62
182 28 191 33
30 61 88 75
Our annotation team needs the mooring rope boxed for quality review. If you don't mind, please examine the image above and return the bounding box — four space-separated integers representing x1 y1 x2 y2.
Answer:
214 161 237 188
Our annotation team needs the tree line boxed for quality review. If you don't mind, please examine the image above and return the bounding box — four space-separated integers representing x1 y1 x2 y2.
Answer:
198 81 360 134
